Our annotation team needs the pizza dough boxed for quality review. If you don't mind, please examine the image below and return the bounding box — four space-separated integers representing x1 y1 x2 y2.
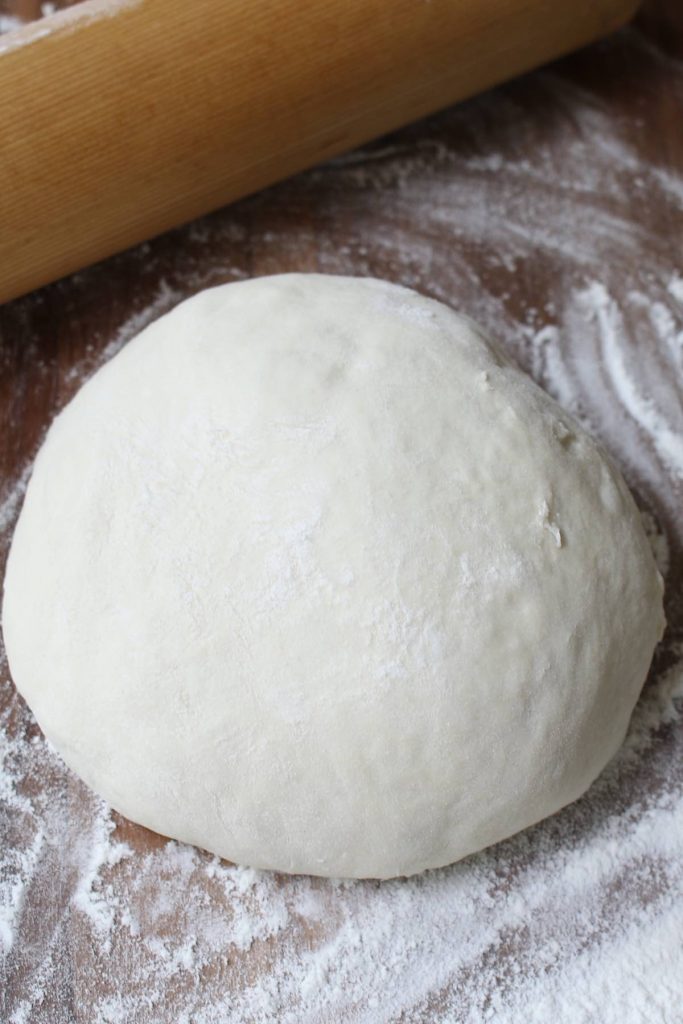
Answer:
2 274 665 878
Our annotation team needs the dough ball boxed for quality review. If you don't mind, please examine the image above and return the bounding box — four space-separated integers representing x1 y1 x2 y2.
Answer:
2 275 665 878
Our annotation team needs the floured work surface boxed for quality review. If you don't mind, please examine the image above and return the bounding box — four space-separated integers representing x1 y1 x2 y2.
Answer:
1 2 682 1021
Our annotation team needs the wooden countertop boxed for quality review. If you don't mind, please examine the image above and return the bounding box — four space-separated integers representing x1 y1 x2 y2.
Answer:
1 2 681 1021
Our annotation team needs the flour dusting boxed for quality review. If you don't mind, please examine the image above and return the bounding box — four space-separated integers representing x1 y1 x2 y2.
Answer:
1 12 683 1024
0 0 141 55
0 14 22 33
573 282 683 480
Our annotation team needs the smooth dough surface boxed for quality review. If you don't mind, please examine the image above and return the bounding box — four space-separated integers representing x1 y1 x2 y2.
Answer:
2 274 665 878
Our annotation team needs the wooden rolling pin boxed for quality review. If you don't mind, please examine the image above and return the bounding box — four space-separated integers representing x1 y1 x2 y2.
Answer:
1 0 639 303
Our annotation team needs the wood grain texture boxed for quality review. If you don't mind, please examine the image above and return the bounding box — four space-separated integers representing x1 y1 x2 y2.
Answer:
0 0 639 302
0 1 682 1021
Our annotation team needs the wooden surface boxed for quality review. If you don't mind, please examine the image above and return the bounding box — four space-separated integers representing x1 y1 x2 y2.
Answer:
0 0 639 303
1 1 682 1022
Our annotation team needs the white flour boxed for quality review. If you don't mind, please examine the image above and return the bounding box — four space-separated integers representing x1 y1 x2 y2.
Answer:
0 14 22 33
2 12 683 1024
0 0 141 56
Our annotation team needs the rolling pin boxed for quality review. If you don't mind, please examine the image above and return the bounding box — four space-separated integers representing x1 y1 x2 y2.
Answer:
1 0 639 304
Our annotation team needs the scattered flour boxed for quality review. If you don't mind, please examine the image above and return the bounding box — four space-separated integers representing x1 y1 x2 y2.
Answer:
0 14 22 34
0 0 142 55
1 11 683 1024
573 282 683 481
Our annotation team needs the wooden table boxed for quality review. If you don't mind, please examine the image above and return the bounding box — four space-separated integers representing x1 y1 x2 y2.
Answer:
1 2 682 1022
